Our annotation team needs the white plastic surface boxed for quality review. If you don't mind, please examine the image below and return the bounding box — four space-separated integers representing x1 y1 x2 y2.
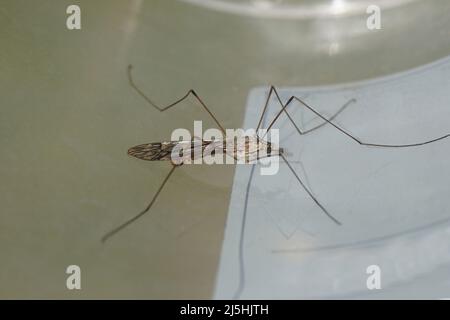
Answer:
215 56 450 299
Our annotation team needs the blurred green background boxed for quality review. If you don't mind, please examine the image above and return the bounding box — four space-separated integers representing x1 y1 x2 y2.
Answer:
1 0 450 298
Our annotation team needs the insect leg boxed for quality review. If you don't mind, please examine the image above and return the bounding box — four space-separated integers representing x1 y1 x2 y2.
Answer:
101 165 178 243
256 85 303 134
127 64 226 134
257 85 355 136
302 97 356 134
280 154 341 225
289 96 450 148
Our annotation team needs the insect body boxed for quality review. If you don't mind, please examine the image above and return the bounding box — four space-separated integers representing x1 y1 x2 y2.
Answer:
128 135 283 165
101 65 450 243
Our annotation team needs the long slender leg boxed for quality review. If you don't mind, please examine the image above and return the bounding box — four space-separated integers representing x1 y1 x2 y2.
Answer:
302 98 356 134
233 163 257 300
234 90 349 296
261 91 450 224
128 65 226 134
256 85 355 137
266 92 450 148
101 165 178 243
280 154 341 225
254 87 353 225
256 86 302 133
292 96 450 147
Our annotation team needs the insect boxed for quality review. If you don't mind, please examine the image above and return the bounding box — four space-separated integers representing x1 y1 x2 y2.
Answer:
101 65 450 243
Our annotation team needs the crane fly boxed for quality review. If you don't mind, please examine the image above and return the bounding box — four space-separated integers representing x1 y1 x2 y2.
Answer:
127 135 283 165
101 65 450 243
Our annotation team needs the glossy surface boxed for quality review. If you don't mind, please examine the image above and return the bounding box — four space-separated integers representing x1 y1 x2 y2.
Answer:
1 0 450 298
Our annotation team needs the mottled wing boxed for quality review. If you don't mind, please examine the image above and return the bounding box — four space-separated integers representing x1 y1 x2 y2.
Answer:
128 140 217 162
127 142 177 161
